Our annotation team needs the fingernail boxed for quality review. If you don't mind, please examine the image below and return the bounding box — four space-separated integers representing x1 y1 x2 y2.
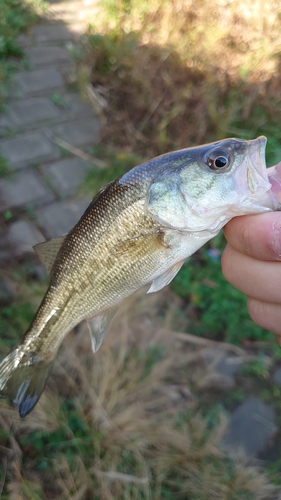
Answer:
269 163 281 193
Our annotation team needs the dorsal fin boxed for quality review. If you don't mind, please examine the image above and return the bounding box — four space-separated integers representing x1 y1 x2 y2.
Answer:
33 234 66 275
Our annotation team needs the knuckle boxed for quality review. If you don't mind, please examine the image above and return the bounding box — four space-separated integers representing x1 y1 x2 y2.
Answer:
221 244 235 283
239 223 252 256
247 298 267 329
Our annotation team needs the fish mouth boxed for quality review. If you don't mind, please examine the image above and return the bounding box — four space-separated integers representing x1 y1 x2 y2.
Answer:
247 136 268 192
238 135 280 211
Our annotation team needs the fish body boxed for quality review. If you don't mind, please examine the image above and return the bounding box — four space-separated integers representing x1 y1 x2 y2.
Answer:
0 136 277 417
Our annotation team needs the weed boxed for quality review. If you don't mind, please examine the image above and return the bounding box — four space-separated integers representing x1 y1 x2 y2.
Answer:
242 358 271 379
0 0 43 109
83 0 281 158
82 146 143 194
3 209 13 221
50 93 69 109
0 155 11 178
170 250 274 345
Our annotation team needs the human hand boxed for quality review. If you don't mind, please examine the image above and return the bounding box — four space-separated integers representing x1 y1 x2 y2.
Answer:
221 164 281 343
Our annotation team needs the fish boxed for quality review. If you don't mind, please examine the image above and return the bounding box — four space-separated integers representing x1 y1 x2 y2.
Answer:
0 136 278 418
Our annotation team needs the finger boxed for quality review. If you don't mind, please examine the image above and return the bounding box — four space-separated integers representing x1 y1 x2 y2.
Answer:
223 212 281 261
247 297 281 337
268 162 281 198
221 243 281 303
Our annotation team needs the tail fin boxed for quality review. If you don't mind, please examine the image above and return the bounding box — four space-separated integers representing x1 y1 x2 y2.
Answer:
0 348 53 418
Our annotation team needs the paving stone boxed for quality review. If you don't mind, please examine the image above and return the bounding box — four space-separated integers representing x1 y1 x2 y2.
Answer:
0 131 60 169
14 67 65 97
7 97 60 127
273 367 281 385
0 230 12 261
0 277 17 300
7 220 45 255
36 198 91 238
0 115 14 137
59 94 95 120
42 157 91 196
0 170 54 210
32 24 74 43
221 397 278 458
46 116 100 148
26 46 71 67
17 34 33 48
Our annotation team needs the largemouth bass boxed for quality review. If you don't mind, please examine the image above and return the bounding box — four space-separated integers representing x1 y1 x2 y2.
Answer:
0 136 277 417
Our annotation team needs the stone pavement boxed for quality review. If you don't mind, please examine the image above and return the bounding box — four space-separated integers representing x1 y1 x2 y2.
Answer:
0 0 99 260
0 0 281 467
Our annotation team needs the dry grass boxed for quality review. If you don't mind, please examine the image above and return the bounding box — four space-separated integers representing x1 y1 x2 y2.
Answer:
0 289 277 499
82 0 281 160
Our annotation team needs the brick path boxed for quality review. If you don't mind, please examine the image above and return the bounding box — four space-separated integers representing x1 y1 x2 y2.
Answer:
0 0 99 260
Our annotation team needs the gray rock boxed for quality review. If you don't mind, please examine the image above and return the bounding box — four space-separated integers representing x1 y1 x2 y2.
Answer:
197 372 235 390
0 130 60 169
221 397 278 458
46 116 100 148
14 67 64 97
42 157 91 197
36 198 91 238
7 97 60 127
0 170 54 210
8 220 45 255
32 25 74 43
26 46 71 67
273 367 281 386
201 347 244 378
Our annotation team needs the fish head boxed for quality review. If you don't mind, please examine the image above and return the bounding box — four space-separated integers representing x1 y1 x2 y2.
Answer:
147 136 278 233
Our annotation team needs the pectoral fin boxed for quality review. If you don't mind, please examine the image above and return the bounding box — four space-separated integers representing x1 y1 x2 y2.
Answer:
114 231 169 256
147 260 185 294
87 305 120 353
34 235 66 275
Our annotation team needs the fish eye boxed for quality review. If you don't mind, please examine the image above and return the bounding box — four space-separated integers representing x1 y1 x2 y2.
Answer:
205 149 231 171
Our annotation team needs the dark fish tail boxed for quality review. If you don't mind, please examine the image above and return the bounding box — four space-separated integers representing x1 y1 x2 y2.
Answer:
0 348 53 418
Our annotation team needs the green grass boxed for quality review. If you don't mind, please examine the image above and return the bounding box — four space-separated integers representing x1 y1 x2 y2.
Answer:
170 249 275 345
0 0 45 110
0 155 11 178
82 145 143 193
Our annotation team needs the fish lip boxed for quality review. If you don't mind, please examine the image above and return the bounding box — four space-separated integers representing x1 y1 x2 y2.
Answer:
246 135 280 210
247 135 267 183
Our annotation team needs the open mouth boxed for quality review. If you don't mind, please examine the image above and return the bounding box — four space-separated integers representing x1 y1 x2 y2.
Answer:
247 136 268 192
247 136 281 211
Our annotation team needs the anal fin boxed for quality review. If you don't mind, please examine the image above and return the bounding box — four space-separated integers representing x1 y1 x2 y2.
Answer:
147 260 185 294
87 305 120 353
